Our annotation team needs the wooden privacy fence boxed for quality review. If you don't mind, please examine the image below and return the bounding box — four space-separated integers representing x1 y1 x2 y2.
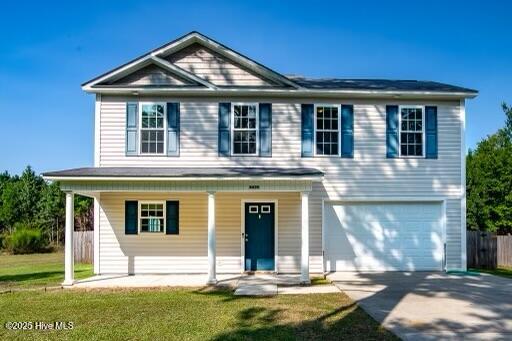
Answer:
467 231 512 269
498 235 512 267
74 231 93 264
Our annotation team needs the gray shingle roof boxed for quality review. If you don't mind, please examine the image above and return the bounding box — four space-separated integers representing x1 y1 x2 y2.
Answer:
288 77 477 93
43 167 323 178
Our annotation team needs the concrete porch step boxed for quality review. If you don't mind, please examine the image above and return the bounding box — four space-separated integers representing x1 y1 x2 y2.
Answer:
234 275 279 296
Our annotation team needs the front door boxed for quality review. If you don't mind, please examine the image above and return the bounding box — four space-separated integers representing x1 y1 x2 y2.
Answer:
244 203 275 271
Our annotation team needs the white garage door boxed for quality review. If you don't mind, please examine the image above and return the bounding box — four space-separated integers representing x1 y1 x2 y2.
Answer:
324 202 444 271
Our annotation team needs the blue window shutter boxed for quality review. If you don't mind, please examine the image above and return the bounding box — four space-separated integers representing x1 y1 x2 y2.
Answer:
218 103 231 156
166 201 179 235
386 105 399 158
259 103 272 157
301 104 314 157
126 103 138 155
167 103 180 156
340 105 354 158
425 106 438 159
125 201 138 234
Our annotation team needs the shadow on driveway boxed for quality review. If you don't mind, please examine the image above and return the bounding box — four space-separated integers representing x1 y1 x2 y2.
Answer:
330 272 512 339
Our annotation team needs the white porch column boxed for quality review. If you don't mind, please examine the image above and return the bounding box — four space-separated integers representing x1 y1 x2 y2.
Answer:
93 194 100 275
207 191 217 284
63 192 74 286
301 191 310 284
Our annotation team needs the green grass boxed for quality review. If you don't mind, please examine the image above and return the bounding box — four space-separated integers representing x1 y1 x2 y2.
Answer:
0 252 93 290
470 267 512 279
310 276 331 286
0 288 396 340
0 253 396 340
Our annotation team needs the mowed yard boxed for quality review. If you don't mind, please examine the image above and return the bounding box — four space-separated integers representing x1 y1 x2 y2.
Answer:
0 253 396 340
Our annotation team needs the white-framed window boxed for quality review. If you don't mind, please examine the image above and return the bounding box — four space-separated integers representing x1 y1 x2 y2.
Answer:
232 103 258 155
139 201 166 233
399 106 425 157
315 104 340 156
140 103 166 155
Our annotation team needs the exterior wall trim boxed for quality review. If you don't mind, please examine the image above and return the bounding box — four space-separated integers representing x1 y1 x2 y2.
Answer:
94 94 101 167
48 176 322 182
321 198 325 274
460 99 467 271
85 87 477 99
58 180 314 193
93 193 101 274
323 196 448 203
240 199 279 273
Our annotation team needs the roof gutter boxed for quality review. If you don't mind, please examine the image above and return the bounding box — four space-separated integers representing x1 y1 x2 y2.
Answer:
82 86 478 99
43 175 324 182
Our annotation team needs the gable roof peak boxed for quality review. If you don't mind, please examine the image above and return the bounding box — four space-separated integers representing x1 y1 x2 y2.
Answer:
82 31 301 90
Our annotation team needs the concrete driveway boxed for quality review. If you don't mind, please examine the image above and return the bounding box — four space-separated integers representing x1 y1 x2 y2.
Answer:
329 272 512 340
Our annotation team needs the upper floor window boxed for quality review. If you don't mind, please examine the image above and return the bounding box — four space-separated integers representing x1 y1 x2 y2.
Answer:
232 103 258 155
139 202 165 233
399 106 424 157
140 103 166 154
315 105 340 156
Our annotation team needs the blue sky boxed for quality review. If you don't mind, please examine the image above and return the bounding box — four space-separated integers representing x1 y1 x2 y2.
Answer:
1 0 511 175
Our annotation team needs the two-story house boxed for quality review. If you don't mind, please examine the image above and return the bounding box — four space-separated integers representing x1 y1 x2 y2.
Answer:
44 32 477 286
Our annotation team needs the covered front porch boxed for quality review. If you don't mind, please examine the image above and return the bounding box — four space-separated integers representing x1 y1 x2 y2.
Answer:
42 167 323 286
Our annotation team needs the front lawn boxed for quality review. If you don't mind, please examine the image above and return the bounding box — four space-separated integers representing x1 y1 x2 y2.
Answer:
0 252 92 290
0 252 396 340
470 267 512 279
0 288 396 340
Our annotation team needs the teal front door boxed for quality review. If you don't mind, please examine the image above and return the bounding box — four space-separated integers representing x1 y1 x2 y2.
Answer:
244 203 275 271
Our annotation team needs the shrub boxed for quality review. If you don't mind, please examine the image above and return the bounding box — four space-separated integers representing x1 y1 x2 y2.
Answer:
4 224 49 254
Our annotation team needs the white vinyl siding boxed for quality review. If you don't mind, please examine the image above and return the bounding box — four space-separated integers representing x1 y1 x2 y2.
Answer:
97 97 464 271
97 192 317 274
111 64 190 86
165 43 274 86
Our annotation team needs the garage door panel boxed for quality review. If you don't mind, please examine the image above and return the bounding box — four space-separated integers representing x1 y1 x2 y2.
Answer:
325 202 443 272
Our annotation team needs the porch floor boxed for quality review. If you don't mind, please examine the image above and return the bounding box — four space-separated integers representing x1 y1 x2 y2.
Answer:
71 274 340 295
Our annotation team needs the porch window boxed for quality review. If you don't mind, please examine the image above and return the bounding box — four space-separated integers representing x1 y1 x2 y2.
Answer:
140 103 166 154
399 106 424 157
232 103 258 155
139 202 165 233
315 105 340 156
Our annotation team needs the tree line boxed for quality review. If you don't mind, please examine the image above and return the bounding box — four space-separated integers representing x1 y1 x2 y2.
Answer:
0 166 92 248
467 103 512 234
